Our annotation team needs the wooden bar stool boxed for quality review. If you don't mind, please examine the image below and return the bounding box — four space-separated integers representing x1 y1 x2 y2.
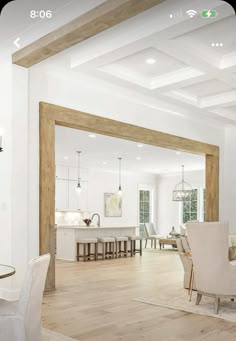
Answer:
115 236 128 258
128 236 142 256
77 238 98 262
98 237 115 260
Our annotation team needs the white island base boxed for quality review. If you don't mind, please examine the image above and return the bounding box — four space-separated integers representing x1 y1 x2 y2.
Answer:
56 226 137 261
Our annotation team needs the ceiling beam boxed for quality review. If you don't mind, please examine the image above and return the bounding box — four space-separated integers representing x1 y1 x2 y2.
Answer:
12 0 165 68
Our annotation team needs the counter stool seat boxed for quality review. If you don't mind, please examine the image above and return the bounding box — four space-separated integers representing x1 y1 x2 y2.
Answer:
115 236 128 258
98 237 115 260
77 238 98 262
128 236 142 256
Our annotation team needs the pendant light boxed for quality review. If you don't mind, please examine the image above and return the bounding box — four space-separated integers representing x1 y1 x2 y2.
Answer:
117 157 122 196
76 151 82 193
172 165 192 201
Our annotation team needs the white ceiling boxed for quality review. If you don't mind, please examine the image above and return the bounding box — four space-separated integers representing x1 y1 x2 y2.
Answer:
30 0 236 127
2 0 235 126
55 126 205 175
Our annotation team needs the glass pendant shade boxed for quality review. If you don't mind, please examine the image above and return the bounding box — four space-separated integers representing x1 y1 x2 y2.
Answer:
172 165 192 201
117 157 122 196
76 151 82 193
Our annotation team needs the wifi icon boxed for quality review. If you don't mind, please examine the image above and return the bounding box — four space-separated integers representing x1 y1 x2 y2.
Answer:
186 10 197 18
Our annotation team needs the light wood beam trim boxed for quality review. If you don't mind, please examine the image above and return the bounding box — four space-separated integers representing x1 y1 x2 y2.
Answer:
205 154 219 221
39 112 56 291
12 0 165 68
41 102 219 156
40 101 219 290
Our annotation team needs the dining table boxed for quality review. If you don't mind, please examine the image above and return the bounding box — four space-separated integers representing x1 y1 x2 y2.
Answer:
0 264 15 279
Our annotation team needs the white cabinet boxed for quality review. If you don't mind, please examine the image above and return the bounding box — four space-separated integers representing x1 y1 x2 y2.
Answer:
55 165 88 211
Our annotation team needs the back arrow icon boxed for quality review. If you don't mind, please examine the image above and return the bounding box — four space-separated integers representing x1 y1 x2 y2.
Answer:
14 38 20 48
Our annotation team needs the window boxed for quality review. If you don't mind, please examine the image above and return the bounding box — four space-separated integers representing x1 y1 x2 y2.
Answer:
139 190 150 225
182 189 198 223
138 188 153 238
180 187 205 224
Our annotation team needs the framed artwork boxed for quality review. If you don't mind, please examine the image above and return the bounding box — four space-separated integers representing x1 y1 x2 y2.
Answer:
104 193 122 217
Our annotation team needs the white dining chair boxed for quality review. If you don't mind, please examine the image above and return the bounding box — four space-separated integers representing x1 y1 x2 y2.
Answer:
144 222 161 248
0 253 50 341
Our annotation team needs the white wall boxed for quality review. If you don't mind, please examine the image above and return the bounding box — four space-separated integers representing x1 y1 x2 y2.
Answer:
156 170 205 236
222 127 236 234
0 63 12 266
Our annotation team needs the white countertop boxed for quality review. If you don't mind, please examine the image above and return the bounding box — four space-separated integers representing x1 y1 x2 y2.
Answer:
57 225 137 229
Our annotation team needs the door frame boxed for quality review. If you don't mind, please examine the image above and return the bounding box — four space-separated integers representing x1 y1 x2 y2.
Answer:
40 101 219 290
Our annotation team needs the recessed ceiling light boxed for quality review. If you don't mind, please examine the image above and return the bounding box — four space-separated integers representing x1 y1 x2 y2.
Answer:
102 161 107 165
63 156 69 160
137 144 143 148
136 157 141 160
146 58 156 65
88 134 96 138
176 151 181 155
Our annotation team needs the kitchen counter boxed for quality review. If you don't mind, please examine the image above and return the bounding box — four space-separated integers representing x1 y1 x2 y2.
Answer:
56 225 137 261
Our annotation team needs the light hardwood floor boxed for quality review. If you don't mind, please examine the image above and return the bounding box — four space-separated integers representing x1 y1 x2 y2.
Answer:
42 248 236 341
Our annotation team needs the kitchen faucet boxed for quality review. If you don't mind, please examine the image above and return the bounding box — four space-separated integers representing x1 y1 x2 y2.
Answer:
91 213 100 227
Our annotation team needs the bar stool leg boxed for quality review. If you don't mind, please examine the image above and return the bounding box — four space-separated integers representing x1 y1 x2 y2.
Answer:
95 243 98 261
88 243 91 261
77 243 80 261
102 243 105 260
83 244 86 262
124 241 128 257
140 239 142 256
131 240 133 257
134 240 136 255
112 242 115 259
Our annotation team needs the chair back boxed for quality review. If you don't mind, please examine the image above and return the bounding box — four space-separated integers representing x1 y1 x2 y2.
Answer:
144 223 156 237
17 253 50 341
186 222 229 295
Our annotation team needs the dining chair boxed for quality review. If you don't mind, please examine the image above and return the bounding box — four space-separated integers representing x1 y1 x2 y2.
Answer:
0 253 50 341
187 222 236 314
144 222 161 248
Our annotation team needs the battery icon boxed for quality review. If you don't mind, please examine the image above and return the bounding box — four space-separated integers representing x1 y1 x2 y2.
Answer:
201 9 218 18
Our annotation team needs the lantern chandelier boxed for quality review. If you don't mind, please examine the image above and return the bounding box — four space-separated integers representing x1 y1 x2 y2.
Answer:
172 165 192 201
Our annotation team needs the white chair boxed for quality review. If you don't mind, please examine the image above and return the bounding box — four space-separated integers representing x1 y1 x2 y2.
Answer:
0 253 50 341
187 222 236 314
144 223 160 248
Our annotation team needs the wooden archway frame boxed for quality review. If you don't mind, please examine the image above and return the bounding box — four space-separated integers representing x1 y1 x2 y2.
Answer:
40 102 219 290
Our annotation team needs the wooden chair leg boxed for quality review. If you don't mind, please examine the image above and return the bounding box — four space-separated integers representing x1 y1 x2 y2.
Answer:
83 244 86 262
215 298 220 314
196 293 202 305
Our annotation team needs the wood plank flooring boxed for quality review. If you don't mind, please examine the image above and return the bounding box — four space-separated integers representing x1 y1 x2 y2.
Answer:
42 248 236 341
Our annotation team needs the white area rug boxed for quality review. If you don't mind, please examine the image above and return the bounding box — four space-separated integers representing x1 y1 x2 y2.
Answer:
134 285 236 322
43 329 78 341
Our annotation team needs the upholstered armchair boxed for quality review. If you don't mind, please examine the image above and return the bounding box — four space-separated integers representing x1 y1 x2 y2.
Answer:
0 253 50 341
186 222 236 314
176 237 196 290
144 223 161 248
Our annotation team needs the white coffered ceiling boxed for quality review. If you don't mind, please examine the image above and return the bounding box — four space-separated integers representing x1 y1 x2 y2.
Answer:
31 0 236 126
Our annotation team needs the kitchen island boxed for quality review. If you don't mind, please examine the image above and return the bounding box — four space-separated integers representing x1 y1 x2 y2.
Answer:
56 225 137 261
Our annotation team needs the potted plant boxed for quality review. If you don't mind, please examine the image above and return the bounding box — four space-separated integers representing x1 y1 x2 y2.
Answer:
83 218 92 226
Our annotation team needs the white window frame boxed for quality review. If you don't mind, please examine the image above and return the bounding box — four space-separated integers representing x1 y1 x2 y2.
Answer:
138 184 154 226
179 187 205 225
